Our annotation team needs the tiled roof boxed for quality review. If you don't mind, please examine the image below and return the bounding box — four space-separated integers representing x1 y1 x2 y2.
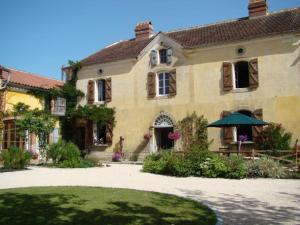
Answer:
1 67 63 90
167 8 300 48
80 38 154 66
80 8 300 66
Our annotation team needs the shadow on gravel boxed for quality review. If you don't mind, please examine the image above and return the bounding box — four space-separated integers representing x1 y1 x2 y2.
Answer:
179 189 300 225
0 168 31 173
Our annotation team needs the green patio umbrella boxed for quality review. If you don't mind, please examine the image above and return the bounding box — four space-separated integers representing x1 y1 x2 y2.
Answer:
207 112 268 127
207 112 269 154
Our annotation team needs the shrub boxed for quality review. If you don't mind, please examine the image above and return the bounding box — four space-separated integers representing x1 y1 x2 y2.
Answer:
79 159 96 168
226 155 247 179
200 155 228 178
256 123 292 155
47 140 81 168
185 145 214 176
59 142 81 162
1 146 32 170
47 140 65 164
143 150 192 177
246 156 286 178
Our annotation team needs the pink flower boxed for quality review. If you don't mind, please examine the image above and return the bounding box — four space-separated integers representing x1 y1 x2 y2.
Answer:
168 131 181 141
144 133 152 140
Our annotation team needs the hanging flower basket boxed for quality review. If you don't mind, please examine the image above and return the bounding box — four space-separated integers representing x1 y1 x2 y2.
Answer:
168 131 181 141
144 133 152 140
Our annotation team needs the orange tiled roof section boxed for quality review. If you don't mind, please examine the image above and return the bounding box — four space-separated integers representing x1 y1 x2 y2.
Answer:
80 8 300 66
2 67 63 90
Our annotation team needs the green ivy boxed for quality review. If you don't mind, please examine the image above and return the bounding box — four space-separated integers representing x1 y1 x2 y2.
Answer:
27 60 116 142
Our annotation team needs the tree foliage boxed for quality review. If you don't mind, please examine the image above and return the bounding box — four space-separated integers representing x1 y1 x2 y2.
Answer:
11 103 56 158
256 123 292 152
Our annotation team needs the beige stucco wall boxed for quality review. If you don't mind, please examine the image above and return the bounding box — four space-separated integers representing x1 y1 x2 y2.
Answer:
76 34 300 153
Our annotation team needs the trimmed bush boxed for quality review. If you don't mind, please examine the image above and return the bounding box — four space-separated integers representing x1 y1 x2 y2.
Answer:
200 155 228 178
143 151 192 177
1 146 32 170
47 140 82 168
246 156 286 178
185 145 214 176
226 155 247 179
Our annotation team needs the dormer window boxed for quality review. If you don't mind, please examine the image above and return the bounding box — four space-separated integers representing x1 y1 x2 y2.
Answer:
150 48 173 66
159 49 167 64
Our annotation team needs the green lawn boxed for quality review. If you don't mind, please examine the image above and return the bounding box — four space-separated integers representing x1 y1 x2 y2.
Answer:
0 187 216 225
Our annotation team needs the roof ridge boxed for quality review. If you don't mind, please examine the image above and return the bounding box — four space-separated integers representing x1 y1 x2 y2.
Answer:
7 67 63 83
166 7 300 34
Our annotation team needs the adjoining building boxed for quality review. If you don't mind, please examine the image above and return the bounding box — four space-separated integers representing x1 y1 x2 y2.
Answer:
65 0 300 159
0 66 63 152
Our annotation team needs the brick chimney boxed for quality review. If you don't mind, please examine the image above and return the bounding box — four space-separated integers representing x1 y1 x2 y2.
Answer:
135 21 154 40
248 0 268 18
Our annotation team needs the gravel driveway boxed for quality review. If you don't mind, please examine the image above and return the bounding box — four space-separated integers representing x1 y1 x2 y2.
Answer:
0 165 299 225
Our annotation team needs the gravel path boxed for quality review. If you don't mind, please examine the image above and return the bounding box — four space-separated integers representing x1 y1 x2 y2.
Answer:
0 165 299 225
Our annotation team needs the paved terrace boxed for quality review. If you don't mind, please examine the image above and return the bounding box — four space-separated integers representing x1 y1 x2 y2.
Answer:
0 165 299 225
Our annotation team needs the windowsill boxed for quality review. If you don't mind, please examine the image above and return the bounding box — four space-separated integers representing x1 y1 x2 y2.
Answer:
231 88 250 93
94 144 109 147
155 95 171 99
94 101 105 105
230 141 254 144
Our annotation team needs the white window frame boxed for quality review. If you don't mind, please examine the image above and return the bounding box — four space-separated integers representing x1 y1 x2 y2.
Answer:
232 61 250 91
95 79 105 103
156 71 170 96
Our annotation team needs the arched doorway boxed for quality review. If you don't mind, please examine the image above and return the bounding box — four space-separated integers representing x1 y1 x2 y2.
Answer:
153 112 175 151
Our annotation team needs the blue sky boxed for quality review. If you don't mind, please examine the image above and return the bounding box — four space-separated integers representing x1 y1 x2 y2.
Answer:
0 0 299 80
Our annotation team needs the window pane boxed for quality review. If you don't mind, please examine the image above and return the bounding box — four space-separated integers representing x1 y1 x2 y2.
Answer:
159 49 167 64
159 73 164 80
165 86 170 94
165 79 169 86
159 88 164 95
159 80 164 88
97 123 107 144
235 61 249 88
98 80 105 101
165 73 170 80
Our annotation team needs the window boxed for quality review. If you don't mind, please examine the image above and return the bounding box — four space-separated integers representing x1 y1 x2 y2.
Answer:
51 97 66 116
235 110 253 141
158 72 170 96
3 120 24 149
234 61 250 88
96 80 105 102
159 49 167 64
95 123 107 145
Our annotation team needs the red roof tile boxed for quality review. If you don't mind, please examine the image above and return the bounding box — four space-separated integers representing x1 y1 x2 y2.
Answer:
80 8 300 66
80 37 154 66
1 67 63 90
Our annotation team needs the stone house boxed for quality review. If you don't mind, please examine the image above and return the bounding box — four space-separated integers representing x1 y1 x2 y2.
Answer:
69 0 300 159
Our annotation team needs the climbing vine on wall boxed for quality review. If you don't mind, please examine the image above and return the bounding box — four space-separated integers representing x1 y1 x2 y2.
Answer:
29 60 116 142
177 112 212 151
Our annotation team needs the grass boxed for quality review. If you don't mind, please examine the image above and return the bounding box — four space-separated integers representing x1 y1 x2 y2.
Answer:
0 187 216 225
